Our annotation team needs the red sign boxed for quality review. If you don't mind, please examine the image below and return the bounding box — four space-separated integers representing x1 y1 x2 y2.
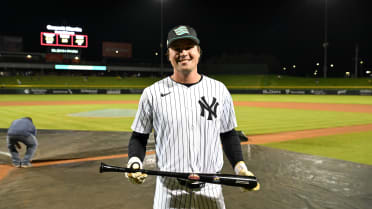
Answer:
45 53 64 63
40 32 88 48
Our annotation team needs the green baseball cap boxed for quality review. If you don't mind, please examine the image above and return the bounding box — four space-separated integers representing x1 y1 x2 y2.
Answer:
167 25 200 48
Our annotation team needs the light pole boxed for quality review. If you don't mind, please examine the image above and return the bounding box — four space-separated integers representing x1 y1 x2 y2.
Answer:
160 0 164 74
354 43 359 78
323 0 328 78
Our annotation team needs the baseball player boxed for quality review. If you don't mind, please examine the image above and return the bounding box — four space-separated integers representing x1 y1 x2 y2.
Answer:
126 25 260 209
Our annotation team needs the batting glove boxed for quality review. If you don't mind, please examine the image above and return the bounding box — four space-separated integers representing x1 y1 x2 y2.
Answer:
234 161 260 192
125 157 148 184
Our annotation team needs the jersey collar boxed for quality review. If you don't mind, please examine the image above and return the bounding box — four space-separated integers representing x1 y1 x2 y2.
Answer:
169 75 203 88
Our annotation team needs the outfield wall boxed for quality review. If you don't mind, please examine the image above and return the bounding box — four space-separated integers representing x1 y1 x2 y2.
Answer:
1 88 371 95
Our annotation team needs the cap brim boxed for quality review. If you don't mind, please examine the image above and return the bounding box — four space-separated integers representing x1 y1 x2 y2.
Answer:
167 36 200 48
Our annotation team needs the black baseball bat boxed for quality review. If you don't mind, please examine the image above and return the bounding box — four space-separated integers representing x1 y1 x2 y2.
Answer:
99 162 258 189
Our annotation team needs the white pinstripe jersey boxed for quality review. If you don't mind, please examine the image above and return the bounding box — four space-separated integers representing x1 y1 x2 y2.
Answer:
131 75 237 174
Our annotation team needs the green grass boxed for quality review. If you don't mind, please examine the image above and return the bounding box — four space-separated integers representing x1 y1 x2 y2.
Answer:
232 94 372 105
0 103 138 132
263 131 372 165
0 75 159 86
210 74 372 88
235 106 372 135
2 75 372 89
3 102 371 133
1 94 372 134
0 94 141 102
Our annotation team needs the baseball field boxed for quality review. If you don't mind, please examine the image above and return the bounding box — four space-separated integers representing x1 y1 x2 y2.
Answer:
1 93 372 165
1 92 372 209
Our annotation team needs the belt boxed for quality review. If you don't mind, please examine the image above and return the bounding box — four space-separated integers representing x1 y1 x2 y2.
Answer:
177 178 205 189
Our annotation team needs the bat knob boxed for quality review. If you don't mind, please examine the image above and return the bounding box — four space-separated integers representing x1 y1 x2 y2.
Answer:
188 173 200 181
100 162 107 173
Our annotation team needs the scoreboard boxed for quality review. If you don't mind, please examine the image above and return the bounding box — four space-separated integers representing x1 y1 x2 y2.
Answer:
40 24 88 63
40 32 88 48
40 25 88 48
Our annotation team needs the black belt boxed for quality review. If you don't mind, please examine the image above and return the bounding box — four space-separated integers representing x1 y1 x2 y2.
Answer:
177 178 205 189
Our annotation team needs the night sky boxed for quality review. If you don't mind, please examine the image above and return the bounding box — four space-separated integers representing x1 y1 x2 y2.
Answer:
1 0 372 72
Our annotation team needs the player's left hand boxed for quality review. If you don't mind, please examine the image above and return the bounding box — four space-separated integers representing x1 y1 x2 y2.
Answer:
15 142 21 149
234 161 260 192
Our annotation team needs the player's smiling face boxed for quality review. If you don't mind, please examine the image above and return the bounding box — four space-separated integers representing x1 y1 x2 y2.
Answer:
168 39 200 75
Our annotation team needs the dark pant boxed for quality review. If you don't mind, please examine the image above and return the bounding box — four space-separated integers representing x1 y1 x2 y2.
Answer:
7 135 38 165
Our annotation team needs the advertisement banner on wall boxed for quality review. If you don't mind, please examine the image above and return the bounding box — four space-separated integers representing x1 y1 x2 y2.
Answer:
0 88 371 95
102 42 132 58
0 36 23 52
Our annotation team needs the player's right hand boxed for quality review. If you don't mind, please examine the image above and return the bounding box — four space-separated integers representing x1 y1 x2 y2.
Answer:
234 161 260 192
125 157 147 184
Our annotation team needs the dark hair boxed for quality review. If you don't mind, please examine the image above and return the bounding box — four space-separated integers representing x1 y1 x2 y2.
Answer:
24 117 33 122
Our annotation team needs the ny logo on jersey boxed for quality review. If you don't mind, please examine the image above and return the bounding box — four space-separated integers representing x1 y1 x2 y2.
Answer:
199 96 219 120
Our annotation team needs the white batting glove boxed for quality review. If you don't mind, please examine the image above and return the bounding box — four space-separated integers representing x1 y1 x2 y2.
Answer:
234 161 260 192
125 157 148 184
